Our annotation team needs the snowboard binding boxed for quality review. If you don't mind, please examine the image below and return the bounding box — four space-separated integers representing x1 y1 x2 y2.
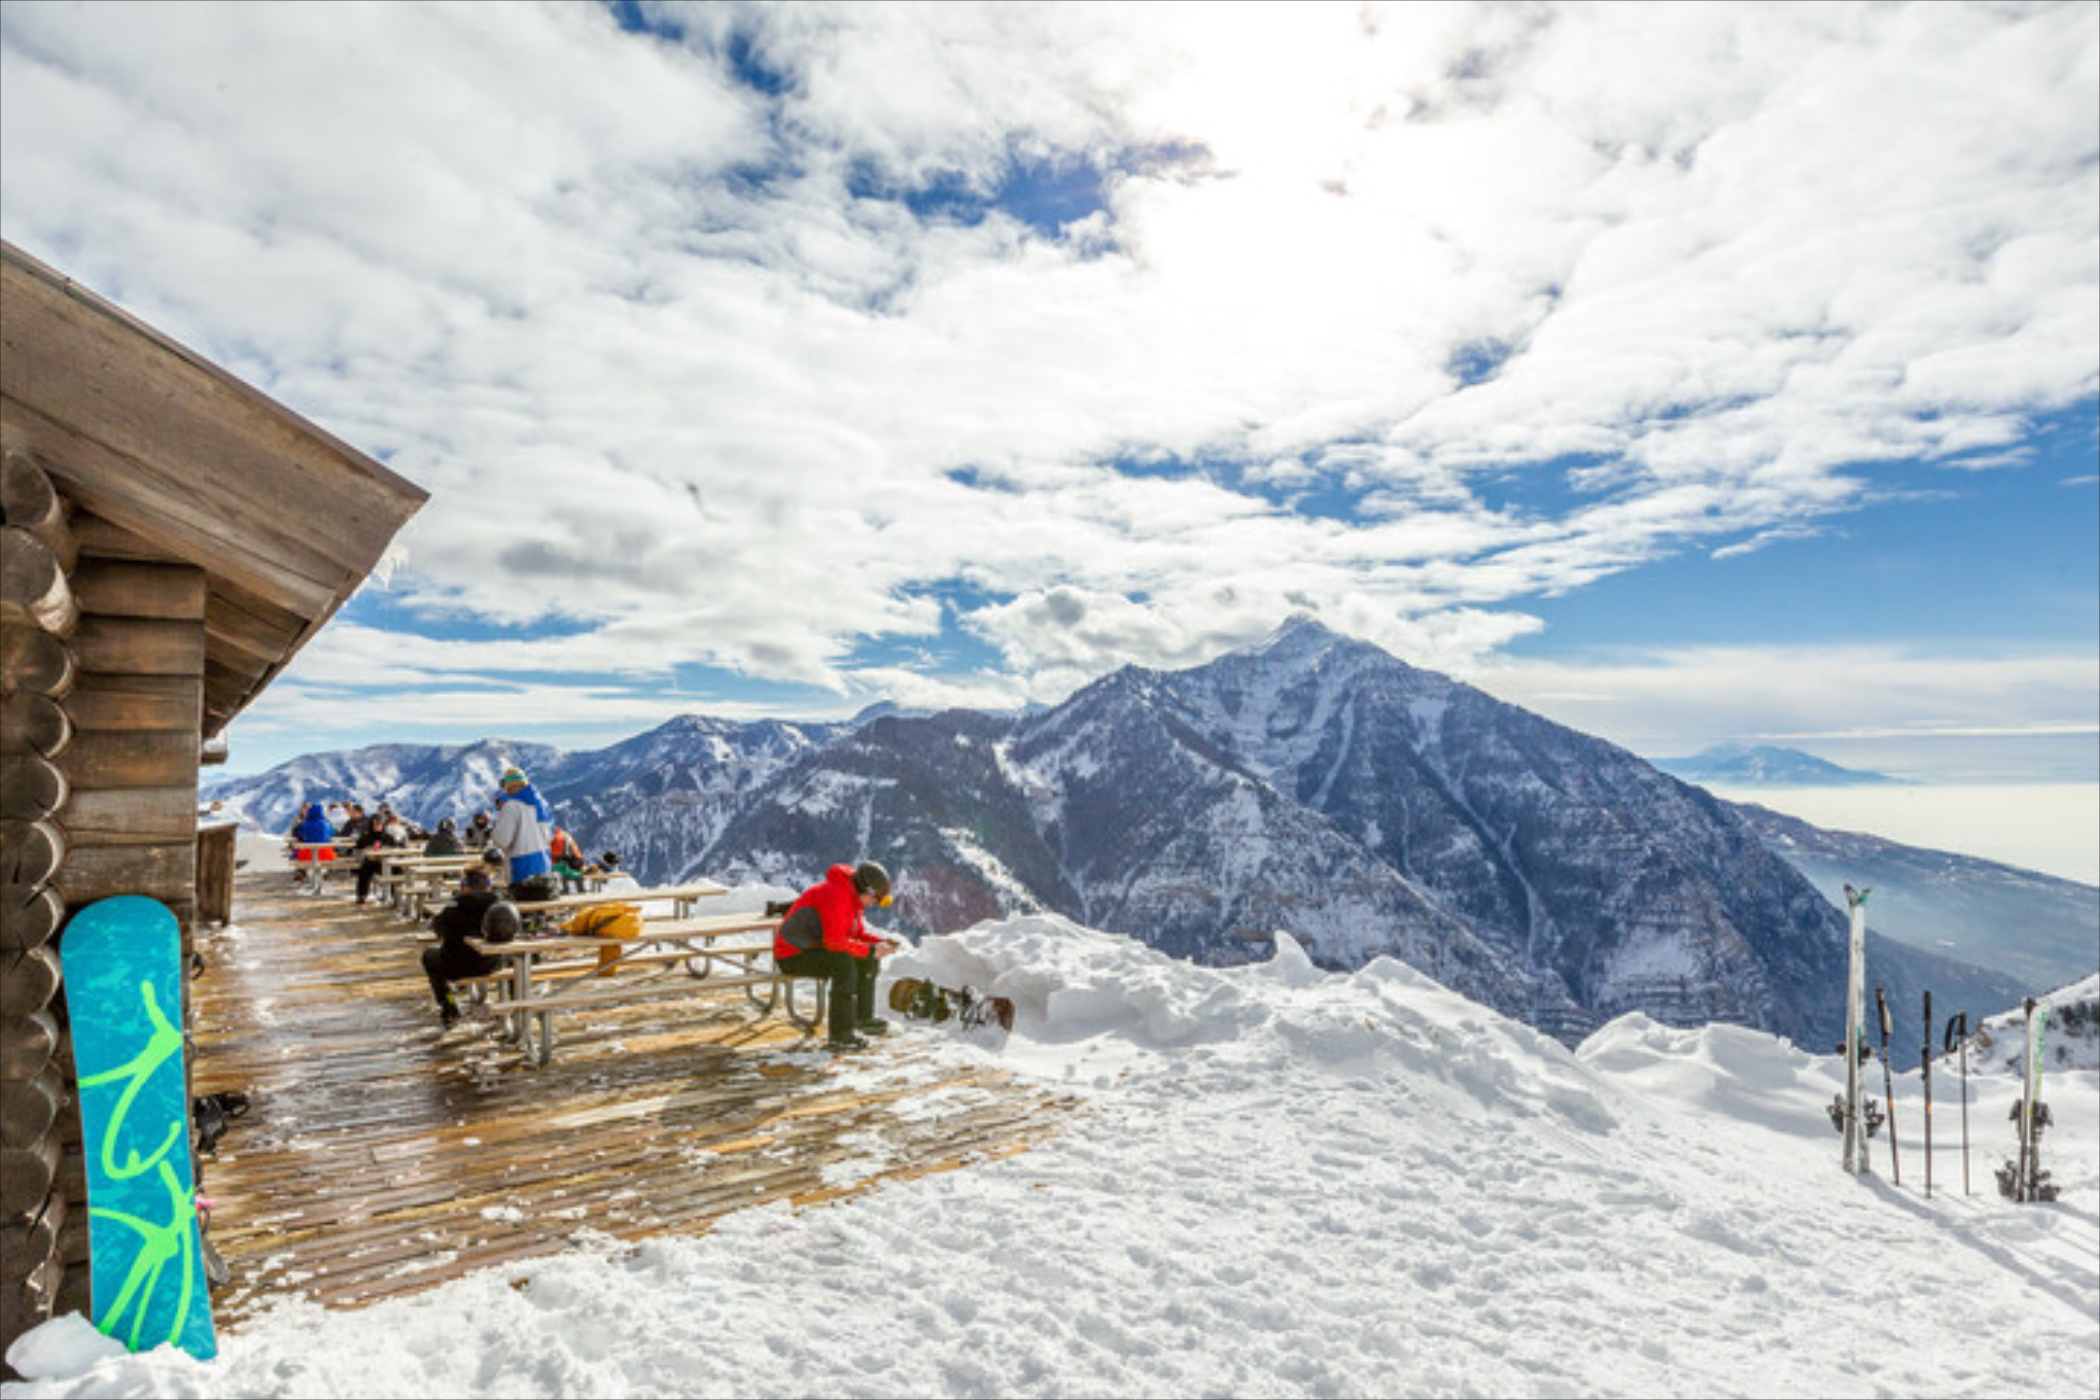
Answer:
889 977 1016 1033
1997 1097 2061 1202
1826 1094 1886 1139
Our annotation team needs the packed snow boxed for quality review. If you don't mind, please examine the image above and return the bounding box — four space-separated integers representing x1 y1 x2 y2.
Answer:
7 917 2096 1399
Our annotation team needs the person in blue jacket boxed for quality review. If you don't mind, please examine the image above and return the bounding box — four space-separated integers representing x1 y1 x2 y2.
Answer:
488 766 554 896
288 803 337 886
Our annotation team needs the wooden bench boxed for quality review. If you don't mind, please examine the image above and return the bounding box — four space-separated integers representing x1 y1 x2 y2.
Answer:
463 914 825 1066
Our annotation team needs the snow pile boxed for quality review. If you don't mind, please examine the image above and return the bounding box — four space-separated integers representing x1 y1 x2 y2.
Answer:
7 917 2096 1399
1966 973 2100 1075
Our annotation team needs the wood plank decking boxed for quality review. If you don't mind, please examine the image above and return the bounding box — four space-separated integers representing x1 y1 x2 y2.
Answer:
189 870 1069 1327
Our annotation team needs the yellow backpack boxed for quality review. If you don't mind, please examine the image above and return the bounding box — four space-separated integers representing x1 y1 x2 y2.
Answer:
564 902 643 974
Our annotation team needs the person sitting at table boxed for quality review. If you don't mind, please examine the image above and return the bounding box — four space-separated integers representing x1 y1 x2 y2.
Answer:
288 803 336 884
595 851 641 895
423 817 464 858
489 766 554 899
772 861 901 1051
351 806 408 906
423 866 507 1028
466 809 494 849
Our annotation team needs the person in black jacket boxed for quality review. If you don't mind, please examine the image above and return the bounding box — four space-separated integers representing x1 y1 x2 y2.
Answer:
423 817 464 858
422 866 506 1027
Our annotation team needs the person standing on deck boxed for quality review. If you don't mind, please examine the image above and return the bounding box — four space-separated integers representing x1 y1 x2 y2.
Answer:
488 766 553 897
773 861 900 1051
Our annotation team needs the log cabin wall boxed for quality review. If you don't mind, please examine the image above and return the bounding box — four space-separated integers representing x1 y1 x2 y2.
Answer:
1 449 82 1352
2 467 212 1341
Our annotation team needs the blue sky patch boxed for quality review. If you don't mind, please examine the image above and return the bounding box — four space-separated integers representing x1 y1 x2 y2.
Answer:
606 1 686 45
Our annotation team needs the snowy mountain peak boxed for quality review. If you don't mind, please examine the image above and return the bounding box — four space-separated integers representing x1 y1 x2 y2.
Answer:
1238 613 1391 672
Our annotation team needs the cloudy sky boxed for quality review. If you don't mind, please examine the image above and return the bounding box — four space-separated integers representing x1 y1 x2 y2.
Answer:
3 1 2095 794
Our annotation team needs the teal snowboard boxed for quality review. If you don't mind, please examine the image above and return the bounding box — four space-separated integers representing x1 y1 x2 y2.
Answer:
60 896 217 1360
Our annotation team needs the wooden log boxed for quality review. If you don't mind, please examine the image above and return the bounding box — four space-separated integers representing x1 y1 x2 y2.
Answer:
0 528 77 637
0 751 67 823
54 729 196 791
0 949 59 1022
55 1192 87 1268
51 1256 86 1320
0 886 63 954
0 447 73 572
0 1064 66 1152
207 576 306 659
68 559 207 623
0 1193 64 1277
4 1252 62 1340
66 511 174 564
58 786 196 844
203 658 258 734
0 820 63 886
0 1010 58 1079
67 616 204 678
49 841 195 905
60 673 200 733
0 691 71 758
195 822 236 926
0 624 73 700
0 1135 59 1218
55 1142 83 1210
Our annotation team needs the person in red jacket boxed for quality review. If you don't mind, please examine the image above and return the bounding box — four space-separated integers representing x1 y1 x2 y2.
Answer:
773 861 900 1050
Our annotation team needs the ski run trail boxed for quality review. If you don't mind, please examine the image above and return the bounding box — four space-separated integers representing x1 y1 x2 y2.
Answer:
7 912 2096 1400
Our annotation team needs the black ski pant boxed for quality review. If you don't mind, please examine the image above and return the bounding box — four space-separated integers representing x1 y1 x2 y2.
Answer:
356 857 382 904
423 943 501 1011
775 947 880 1040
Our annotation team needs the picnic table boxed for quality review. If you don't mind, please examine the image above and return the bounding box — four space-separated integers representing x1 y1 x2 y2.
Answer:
512 880 729 920
464 911 813 1066
374 851 481 917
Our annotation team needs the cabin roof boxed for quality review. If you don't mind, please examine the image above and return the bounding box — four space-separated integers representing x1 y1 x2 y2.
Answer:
0 239 428 738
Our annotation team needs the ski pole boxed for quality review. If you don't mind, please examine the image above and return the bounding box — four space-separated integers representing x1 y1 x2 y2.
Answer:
1945 1012 1970 1196
1921 989 1933 1200
1875 985 1901 1184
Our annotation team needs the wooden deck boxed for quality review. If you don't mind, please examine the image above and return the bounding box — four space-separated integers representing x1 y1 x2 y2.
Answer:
190 870 1069 1326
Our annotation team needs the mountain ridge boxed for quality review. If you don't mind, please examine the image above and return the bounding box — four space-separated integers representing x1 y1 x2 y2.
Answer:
206 621 2061 1051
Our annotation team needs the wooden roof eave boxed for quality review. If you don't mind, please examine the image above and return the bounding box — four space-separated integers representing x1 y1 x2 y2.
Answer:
0 239 427 735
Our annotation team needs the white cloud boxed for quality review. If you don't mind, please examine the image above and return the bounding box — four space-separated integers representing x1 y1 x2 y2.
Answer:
2 0 2094 748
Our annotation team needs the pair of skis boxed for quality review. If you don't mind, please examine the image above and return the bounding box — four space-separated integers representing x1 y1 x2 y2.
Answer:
1995 998 2059 1203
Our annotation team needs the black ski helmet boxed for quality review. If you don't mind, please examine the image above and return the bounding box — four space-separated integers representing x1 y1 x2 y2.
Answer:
852 861 893 905
480 900 522 943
